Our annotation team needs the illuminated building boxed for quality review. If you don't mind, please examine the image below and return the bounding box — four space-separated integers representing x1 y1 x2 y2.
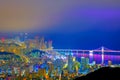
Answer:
15 36 20 42
48 40 53 49
24 40 29 49
34 36 40 49
19 33 24 41
81 57 89 71
67 54 73 73
40 37 46 49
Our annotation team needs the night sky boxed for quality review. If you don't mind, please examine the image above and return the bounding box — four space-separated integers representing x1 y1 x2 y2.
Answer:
0 1 120 50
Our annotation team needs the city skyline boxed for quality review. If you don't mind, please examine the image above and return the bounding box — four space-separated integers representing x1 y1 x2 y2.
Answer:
0 1 120 79
0 32 120 50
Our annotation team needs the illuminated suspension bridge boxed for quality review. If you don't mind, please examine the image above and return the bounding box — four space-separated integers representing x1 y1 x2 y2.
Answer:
41 46 120 64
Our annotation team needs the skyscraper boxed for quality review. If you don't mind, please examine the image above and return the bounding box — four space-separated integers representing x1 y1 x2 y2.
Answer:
40 37 46 49
67 54 73 73
81 57 89 71
48 40 53 49
34 36 40 49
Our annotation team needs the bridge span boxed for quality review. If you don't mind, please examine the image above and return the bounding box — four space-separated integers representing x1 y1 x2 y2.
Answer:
41 46 120 64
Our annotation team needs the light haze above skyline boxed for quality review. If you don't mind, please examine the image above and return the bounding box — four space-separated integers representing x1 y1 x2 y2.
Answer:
0 0 120 32
0 0 120 50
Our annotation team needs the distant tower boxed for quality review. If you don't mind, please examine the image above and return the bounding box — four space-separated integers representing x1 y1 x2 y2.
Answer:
20 32 27 41
44 41 47 49
86 58 89 65
15 36 20 42
40 37 46 49
24 33 28 41
20 33 23 41
35 36 40 49
48 40 53 49
29 40 33 48
25 40 29 49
